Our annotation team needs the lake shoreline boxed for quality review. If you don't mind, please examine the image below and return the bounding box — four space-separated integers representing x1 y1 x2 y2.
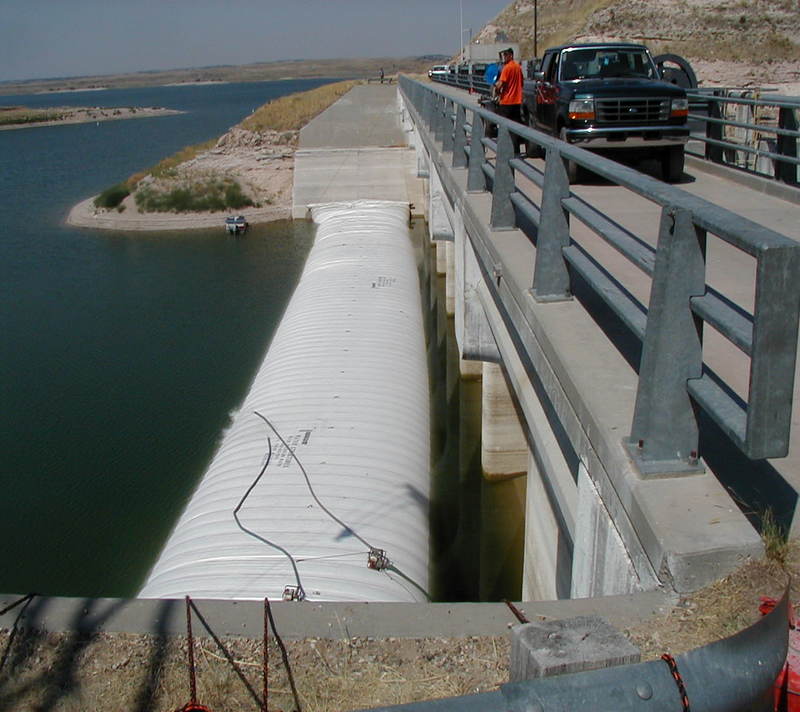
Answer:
0 106 183 132
66 195 293 231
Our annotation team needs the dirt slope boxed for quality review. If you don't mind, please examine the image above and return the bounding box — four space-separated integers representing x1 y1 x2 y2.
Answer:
475 0 800 90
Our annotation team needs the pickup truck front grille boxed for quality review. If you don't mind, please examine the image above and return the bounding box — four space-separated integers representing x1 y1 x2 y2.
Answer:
595 97 671 123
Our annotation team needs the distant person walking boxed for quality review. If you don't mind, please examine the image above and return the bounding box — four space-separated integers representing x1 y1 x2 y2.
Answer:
380 67 385 84
494 47 523 152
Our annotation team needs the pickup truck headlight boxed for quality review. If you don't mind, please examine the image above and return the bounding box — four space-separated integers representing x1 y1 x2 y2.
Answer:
670 97 689 117
568 98 595 120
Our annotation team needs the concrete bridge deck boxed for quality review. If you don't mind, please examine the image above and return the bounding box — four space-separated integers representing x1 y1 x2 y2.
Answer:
292 84 424 217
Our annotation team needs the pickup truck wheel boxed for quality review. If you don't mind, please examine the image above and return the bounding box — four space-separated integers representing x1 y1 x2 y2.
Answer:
662 146 685 182
559 128 580 183
525 142 544 158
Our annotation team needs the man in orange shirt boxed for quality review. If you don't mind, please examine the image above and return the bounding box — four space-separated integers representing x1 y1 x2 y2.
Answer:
494 47 523 152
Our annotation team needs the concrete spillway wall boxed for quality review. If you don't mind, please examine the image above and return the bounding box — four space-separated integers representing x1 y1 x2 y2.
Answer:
140 200 430 602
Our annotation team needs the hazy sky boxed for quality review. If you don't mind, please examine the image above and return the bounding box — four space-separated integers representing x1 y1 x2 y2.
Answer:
0 0 510 82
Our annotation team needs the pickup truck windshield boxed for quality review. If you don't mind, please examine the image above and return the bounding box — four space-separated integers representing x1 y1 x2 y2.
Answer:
560 48 657 81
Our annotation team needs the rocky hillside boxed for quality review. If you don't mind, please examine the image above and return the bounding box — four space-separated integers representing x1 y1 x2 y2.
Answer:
475 0 799 65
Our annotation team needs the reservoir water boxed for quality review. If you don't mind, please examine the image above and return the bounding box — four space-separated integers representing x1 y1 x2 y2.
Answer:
0 80 523 601
0 80 330 597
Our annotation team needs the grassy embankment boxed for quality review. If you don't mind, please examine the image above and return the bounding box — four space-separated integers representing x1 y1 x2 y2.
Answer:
95 80 359 213
0 106 68 126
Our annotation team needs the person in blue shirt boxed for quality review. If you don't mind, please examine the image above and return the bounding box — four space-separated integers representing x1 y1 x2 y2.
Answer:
484 62 501 93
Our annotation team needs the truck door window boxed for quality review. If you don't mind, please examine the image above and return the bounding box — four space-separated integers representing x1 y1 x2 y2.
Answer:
540 54 553 81
549 53 560 82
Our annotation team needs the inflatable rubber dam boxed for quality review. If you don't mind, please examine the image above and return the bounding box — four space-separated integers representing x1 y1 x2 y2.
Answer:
140 200 430 602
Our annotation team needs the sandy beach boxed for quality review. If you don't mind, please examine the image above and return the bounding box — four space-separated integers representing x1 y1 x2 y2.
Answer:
66 196 292 231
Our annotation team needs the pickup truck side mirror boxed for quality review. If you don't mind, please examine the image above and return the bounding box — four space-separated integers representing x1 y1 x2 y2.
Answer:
534 71 545 81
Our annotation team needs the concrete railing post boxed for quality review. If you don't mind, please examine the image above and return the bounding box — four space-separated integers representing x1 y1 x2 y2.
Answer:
627 206 705 475
452 104 468 169
491 125 517 229
531 146 572 302
467 109 487 192
777 106 799 185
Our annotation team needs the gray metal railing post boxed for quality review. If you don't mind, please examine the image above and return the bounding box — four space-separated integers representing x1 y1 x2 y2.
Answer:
531 146 572 302
491 126 517 229
442 99 455 154
453 104 468 168
777 106 799 185
423 89 435 131
628 207 706 475
433 94 446 143
467 109 487 192
744 244 800 458
705 93 724 164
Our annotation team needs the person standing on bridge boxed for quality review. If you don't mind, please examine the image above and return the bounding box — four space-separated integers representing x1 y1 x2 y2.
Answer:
494 47 523 153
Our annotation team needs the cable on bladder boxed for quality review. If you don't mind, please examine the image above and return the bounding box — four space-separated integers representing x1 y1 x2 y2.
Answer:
233 433 306 601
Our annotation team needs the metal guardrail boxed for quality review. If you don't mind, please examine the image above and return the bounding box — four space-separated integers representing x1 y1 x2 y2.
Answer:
402 76 800 473
358 591 789 711
433 71 800 187
432 69 491 96
686 89 800 184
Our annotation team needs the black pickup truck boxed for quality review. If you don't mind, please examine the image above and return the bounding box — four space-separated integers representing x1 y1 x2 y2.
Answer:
522 43 690 182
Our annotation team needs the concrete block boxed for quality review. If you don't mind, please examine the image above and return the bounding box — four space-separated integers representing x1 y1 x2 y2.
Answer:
482 362 528 479
435 240 447 274
445 240 455 316
459 356 483 379
509 615 640 682
571 463 645 598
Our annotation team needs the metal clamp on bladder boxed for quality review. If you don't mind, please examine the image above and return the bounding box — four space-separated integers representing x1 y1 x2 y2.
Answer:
367 548 390 571
282 585 305 601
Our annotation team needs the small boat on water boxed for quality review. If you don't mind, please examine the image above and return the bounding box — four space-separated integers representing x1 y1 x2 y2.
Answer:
225 215 248 235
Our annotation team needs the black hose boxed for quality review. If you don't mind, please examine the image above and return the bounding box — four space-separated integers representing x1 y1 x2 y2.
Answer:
232 434 305 600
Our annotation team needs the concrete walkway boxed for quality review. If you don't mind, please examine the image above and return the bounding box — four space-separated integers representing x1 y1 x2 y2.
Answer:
292 84 424 217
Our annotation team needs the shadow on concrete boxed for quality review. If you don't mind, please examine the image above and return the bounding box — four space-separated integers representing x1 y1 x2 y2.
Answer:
0 597 127 712
700 407 799 534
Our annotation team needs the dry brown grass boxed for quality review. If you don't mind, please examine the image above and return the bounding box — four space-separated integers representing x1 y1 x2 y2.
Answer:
240 80 360 133
0 631 508 712
127 139 218 187
627 541 799 660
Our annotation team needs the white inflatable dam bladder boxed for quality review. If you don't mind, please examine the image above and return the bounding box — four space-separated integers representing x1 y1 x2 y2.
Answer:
139 200 430 602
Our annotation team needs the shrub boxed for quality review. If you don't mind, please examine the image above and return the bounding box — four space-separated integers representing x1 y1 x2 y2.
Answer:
134 178 254 213
94 183 130 209
224 182 251 209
